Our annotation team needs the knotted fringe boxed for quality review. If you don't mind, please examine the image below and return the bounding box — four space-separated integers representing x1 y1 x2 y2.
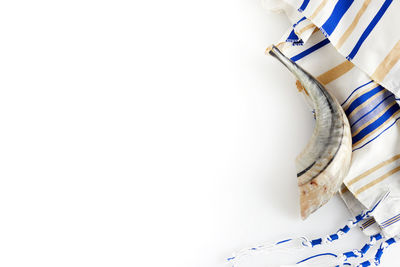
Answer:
227 193 393 266
356 236 399 266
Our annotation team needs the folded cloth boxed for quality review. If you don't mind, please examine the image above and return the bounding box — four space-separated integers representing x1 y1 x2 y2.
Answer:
268 0 400 94
265 0 400 239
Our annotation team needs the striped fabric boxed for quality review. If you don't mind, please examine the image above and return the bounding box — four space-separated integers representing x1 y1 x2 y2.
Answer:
361 218 376 230
382 214 400 228
265 0 400 239
275 0 400 95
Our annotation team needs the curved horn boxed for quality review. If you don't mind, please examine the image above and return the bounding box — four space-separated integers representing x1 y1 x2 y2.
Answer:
269 46 352 219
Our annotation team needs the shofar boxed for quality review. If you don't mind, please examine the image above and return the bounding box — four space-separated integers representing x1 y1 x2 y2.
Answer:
269 46 352 219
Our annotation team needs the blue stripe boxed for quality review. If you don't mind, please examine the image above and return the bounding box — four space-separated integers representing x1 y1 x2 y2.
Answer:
382 214 400 226
286 17 307 43
345 85 383 115
352 104 400 144
298 0 311 12
294 16 307 26
353 116 400 151
383 216 400 228
383 215 400 225
350 93 394 127
290 38 330 62
361 218 375 229
347 0 393 60
292 40 304 46
383 217 400 228
287 30 300 42
341 81 373 106
275 238 292 245
296 253 337 264
321 0 354 36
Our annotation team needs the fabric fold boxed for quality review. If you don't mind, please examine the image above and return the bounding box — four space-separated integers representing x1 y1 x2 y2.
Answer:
274 0 400 96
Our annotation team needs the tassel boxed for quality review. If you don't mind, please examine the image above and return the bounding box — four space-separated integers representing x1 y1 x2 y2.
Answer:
357 236 400 266
227 192 389 266
296 233 383 266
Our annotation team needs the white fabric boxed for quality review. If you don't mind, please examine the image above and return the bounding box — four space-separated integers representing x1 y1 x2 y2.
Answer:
279 0 400 95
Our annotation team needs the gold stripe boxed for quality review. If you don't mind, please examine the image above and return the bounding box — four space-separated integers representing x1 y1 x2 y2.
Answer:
353 108 400 147
351 100 395 137
347 89 386 119
312 27 320 35
297 23 315 35
355 165 400 195
382 214 400 227
347 154 400 186
336 0 372 49
382 215 400 225
362 220 370 227
343 82 378 110
372 40 400 82
362 218 372 226
362 218 375 228
310 0 329 20
317 60 354 84
364 218 375 226
384 216 400 227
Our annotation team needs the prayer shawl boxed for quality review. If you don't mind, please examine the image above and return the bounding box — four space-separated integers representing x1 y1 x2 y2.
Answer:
267 0 400 238
228 0 400 266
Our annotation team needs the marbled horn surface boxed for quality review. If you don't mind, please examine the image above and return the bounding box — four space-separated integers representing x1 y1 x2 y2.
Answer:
269 46 352 219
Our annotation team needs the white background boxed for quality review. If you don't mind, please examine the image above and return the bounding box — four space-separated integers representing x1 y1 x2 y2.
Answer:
0 0 399 266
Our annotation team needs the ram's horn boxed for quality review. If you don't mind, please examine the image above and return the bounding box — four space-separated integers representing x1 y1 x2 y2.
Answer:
269 46 352 219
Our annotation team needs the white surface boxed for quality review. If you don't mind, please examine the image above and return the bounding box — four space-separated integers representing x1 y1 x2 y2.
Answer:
0 0 399 266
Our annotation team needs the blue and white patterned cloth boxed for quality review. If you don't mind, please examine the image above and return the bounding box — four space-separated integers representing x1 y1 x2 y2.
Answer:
265 0 400 240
